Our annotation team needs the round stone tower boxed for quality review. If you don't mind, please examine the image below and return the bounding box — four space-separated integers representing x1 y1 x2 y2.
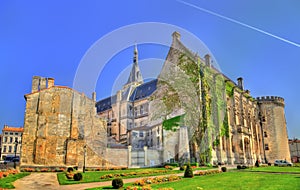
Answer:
256 96 291 163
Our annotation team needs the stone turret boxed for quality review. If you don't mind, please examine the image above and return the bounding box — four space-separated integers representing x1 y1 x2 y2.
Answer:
31 76 55 93
237 77 244 90
256 96 290 163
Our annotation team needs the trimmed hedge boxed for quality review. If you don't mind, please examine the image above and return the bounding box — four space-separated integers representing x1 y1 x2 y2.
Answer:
112 178 123 189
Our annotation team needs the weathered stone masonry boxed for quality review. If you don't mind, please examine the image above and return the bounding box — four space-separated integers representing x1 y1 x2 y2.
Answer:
21 76 108 167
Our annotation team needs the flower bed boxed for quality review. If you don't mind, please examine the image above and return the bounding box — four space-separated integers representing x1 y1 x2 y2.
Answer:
194 169 221 176
0 169 19 179
125 175 180 190
99 169 171 180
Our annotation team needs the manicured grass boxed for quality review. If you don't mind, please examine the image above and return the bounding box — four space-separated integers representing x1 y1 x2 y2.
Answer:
150 172 300 190
0 172 30 189
58 168 183 185
246 166 300 173
89 171 300 190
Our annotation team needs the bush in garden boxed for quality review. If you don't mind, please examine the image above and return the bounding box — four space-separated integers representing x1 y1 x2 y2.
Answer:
184 163 194 178
112 178 124 189
67 167 74 173
221 167 227 172
180 165 186 171
237 165 241 169
73 173 83 181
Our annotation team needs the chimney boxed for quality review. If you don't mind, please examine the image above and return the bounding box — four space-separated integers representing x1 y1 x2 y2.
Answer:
31 76 40 93
92 92 96 101
40 77 47 90
237 77 244 90
172 31 181 41
47 78 55 88
204 54 211 67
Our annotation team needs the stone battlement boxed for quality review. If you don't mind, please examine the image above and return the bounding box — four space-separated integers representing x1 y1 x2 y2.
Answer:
256 96 285 105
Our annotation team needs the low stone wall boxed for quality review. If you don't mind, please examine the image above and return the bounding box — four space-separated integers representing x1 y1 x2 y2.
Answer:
106 148 129 167
146 149 163 167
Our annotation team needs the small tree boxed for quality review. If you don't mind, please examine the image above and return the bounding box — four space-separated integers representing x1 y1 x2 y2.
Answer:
112 178 123 189
184 163 194 178
73 173 83 181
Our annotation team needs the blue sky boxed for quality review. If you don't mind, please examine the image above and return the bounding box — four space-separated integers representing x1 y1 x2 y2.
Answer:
0 0 299 138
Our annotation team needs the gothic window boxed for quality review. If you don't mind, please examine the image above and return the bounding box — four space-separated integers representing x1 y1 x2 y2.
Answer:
15 137 18 142
144 103 149 113
15 133 18 136
140 105 144 114
10 132 13 135
4 137 7 143
265 144 269 150
134 107 138 117
10 137 13 143
157 126 160 135
139 132 144 137
8 146 12 153
264 131 268 137
3 146 6 152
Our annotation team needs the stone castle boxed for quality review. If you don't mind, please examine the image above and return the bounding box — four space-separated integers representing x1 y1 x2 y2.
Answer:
20 32 290 168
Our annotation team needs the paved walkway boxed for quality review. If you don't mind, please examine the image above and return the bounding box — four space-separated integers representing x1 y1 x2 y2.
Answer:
13 168 222 190
13 173 60 190
13 172 187 190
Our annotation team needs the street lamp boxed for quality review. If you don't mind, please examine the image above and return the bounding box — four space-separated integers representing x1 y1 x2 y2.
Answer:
14 139 19 169
83 145 87 173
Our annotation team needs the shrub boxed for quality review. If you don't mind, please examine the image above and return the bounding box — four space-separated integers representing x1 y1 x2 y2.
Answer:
112 178 124 189
255 160 260 167
67 167 74 173
268 163 272 166
66 173 74 179
73 173 83 181
184 163 194 178
180 165 186 171
221 167 227 172
241 165 247 169
237 165 241 169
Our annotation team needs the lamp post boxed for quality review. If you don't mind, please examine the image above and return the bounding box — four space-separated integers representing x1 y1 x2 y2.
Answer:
83 145 87 173
14 139 19 169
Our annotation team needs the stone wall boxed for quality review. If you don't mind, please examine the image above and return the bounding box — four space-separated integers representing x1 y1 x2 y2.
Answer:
257 96 291 163
106 148 128 167
21 76 107 167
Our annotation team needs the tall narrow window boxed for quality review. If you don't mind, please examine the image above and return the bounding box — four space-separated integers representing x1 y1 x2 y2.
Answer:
264 131 268 137
8 146 12 153
265 144 269 150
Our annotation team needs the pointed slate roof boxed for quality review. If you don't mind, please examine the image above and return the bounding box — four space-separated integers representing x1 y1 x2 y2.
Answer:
125 44 143 85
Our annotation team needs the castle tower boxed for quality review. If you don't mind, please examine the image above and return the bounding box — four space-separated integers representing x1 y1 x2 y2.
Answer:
256 96 291 163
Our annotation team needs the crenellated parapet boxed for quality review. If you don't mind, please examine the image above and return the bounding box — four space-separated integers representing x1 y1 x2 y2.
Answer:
256 96 285 107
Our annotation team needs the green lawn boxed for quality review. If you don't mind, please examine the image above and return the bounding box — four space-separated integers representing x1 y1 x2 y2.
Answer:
246 166 300 173
150 172 300 190
0 172 30 189
58 168 183 185
89 171 300 190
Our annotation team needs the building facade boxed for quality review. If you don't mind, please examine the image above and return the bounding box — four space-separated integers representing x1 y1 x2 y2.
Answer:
20 32 291 168
289 139 300 163
20 77 109 167
1 125 23 160
96 32 291 166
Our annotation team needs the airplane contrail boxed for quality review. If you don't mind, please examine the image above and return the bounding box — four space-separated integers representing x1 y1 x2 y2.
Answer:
177 0 300 48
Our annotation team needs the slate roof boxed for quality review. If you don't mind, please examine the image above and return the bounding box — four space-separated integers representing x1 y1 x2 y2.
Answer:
96 79 157 113
129 79 157 101
96 95 117 112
